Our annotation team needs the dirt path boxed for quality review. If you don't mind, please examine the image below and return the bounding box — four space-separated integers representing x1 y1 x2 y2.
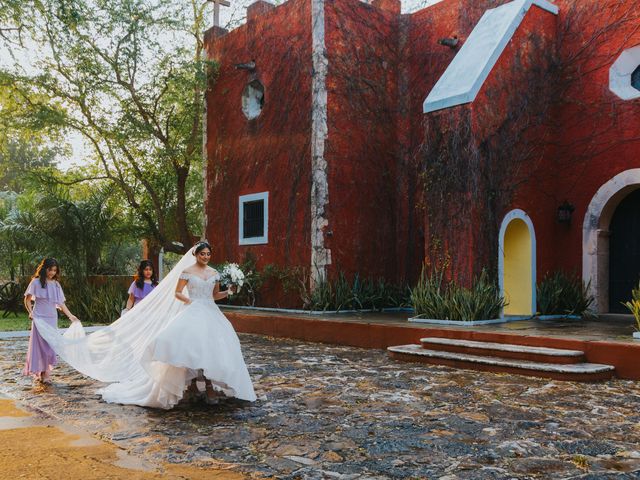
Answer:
0 398 247 479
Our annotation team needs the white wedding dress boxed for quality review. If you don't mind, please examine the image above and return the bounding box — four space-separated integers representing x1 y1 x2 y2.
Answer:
32 248 256 409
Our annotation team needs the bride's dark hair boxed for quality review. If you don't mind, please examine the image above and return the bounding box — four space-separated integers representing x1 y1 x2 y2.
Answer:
33 258 60 288
134 260 158 289
193 241 212 255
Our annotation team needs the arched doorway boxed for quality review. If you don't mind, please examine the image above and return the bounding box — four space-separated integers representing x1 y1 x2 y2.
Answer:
609 189 640 313
583 169 640 313
499 210 536 317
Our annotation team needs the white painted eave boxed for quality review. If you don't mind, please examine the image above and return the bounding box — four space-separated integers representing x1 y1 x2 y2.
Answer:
423 0 559 114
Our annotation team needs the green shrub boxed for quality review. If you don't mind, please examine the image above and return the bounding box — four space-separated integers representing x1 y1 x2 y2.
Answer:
350 276 409 310
62 278 127 324
410 268 506 321
622 281 640 331
536 271 594 317
215 253 410 311
304 272 352 311
216 254 304 307
409 268 447 320
302 272 409 312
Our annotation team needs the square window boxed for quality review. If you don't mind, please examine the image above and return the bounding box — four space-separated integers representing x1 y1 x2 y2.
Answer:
239 192 268 245
243 200 264 238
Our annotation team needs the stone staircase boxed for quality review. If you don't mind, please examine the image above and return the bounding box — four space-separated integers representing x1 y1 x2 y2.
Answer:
388 337 615 382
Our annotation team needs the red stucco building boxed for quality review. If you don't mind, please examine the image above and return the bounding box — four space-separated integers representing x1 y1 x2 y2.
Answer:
204 0 640 312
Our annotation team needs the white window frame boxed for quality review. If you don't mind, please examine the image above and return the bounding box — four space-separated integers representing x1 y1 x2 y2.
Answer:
239 192 269 245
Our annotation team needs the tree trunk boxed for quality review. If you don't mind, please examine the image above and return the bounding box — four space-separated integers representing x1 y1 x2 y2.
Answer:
175 166 193 252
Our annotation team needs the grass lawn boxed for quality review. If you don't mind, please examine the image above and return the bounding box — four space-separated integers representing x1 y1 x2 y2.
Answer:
0 313 88 332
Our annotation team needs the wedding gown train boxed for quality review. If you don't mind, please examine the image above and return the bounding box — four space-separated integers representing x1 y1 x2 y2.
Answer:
32 249 256 409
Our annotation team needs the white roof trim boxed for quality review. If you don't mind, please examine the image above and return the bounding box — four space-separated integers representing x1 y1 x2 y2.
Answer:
423 0 559 114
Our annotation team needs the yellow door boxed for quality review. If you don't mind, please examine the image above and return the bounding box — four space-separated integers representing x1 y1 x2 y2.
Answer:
503 218 533 316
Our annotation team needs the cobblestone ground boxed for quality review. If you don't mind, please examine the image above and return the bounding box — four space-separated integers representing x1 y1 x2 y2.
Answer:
2 334 640 479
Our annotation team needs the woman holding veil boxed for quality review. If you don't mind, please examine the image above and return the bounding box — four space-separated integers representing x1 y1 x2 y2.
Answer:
32 242 256 409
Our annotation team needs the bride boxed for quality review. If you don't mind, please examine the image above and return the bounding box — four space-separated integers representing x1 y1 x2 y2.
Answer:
32 241 256 409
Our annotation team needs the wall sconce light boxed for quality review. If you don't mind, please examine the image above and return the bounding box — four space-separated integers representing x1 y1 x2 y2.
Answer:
557 201 575 224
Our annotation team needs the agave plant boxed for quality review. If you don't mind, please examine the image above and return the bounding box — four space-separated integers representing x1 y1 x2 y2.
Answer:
622 281 640 332
537 271 594 318
411 267 506 321
410 268 448 319
0 281 22 318
302 271 408 312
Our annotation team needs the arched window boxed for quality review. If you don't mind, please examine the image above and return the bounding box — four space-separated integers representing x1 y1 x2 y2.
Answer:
609 45 640 100
241 80 264 120
631 65 640 92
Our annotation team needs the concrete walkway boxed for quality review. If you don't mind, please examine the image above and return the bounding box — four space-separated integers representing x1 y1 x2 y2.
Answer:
221 307 638 343
3 310 634 343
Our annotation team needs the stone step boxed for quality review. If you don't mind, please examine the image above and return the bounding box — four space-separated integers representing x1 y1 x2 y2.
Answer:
387 344 615 382
420 337 586 364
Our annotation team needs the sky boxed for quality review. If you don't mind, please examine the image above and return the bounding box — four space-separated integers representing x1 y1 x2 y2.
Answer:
9 0 444 170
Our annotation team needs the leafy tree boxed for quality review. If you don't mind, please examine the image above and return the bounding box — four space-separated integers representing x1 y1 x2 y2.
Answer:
0 184 138 278
0 191 32 279
1 0 216 254
0 139 60 192
0 0 25 46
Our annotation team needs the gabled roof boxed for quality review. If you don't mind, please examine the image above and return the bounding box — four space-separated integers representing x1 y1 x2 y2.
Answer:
423 0 559 113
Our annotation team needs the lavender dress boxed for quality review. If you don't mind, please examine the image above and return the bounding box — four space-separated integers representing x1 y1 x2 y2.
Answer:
128 281 155 306
23 279 65 378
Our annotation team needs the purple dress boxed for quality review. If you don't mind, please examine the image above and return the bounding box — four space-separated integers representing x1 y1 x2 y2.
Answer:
23 279 65 378
128 281 155 306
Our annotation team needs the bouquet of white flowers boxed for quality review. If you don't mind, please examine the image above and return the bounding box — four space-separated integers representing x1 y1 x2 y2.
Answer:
220 263 245 295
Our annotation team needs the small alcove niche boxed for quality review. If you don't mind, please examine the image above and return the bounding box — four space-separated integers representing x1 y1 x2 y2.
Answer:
609 45 640 100
241 80 265 120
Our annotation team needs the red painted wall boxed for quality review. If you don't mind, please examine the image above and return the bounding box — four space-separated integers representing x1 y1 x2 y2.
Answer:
415 0 640 292
504 0 640 281
536 0 639 280
204 0 313 306
398 0 471 283
470 4 558 279
323 0 401 281
411 0 527 283
205 0 640 307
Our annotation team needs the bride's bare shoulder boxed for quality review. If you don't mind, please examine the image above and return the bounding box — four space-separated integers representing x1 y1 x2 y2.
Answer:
183 263 201 272
180 268 195 278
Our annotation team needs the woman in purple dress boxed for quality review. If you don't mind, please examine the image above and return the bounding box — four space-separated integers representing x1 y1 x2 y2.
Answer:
125 260 158 311
23 258 78 383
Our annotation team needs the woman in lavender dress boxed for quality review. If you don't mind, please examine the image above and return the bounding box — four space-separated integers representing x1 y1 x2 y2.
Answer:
125 260 158 311
23 258 79 383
